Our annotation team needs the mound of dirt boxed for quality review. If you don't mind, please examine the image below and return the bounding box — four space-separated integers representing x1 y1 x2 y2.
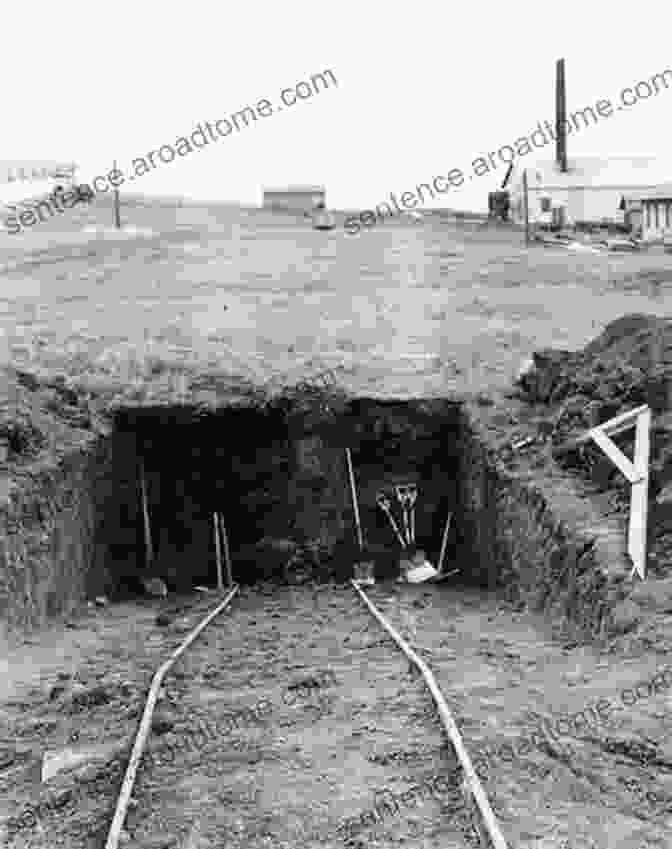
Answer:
519 314 671 414
517 314 672 574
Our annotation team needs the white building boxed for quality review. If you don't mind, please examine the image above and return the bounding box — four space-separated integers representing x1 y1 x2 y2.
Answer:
631 187 672 241
507 156 672 228
263 185 326 213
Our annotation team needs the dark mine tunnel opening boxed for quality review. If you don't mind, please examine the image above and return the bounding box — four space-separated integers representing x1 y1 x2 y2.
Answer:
105 398 472 597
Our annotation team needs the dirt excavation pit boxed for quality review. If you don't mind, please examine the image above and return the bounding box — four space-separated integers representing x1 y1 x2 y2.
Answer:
3 309 670 642
107 397 468 595
0 317 672 847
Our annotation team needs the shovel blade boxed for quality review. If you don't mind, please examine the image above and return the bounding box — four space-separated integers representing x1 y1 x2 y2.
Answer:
405 562 439 583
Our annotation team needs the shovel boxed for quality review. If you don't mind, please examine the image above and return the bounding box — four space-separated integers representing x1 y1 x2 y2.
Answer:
347 448 375 585
376 492 414 583
394 483 417 544
378 488 439 584
405 549 439 583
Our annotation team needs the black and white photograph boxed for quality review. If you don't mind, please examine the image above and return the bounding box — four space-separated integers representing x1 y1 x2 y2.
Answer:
0 4 671 849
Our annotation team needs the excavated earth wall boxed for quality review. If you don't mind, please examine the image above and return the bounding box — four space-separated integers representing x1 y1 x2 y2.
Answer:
1 312 669 645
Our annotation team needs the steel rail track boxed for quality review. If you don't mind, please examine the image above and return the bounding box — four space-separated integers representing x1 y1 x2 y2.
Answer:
104 581 508 848
351 580 509 849
104 584 240 849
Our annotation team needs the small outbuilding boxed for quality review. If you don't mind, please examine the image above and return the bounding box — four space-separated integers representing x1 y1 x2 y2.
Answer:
620 195 643 236
263 185 326 213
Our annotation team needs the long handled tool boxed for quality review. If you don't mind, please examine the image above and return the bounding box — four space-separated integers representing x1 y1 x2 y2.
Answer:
139 458 154 568
437 511 453 575
376 490 411 583
394 483 417 544
346 448 364 552
376 491 407 547
380 486 439 583
218 512 233 588
213 513 223 590
430 509 460 583
346 448 374 584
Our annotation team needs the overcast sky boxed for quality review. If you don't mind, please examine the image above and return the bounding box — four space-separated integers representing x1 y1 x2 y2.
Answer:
4 1 671 211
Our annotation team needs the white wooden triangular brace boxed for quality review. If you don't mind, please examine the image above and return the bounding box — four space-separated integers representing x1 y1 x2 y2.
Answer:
587 404 651 580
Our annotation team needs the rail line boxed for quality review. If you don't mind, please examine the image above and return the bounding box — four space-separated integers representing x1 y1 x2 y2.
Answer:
351 580 508 849
98 581 514 849
104 584 240 849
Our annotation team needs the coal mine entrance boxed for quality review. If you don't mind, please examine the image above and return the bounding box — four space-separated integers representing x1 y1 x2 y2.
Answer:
105 398 474 596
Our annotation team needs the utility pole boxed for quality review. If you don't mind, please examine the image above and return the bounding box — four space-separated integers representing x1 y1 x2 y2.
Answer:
523 168 530 246
113 159 121 229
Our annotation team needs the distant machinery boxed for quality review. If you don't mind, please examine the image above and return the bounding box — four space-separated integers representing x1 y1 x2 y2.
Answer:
487 162 513 221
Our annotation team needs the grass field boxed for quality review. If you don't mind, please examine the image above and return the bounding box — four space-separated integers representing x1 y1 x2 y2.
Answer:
1 196 671 403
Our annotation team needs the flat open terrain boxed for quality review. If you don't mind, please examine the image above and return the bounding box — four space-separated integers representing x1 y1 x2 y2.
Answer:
1 198 670 399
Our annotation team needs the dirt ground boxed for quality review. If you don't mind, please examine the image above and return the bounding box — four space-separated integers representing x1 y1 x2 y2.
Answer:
1 200 672 849
3 585 672 849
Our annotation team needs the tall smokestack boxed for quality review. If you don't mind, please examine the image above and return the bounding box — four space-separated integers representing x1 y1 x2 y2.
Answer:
556 58 567 173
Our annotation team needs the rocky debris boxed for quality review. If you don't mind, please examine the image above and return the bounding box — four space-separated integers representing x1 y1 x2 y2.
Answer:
0 744 27 770
48 681 118 713
287 670 337 693
284 537 335 585
151 710 176 736
628 576 672 612
142 577 168 598
41 738 130 783
155 612 173 627
596 734 672 769
137 836 179 849
234 535 336 585
517 349 574 404
48 684 68 702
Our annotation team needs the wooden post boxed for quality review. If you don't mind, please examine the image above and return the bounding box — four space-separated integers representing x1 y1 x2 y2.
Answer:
213 513 223 591
630 407 651 580
218 513 233 587
345 447 364 552
522 168 530 246
113 159 121 229
437 511 453 575
139 458 154 567
556 404 651 579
